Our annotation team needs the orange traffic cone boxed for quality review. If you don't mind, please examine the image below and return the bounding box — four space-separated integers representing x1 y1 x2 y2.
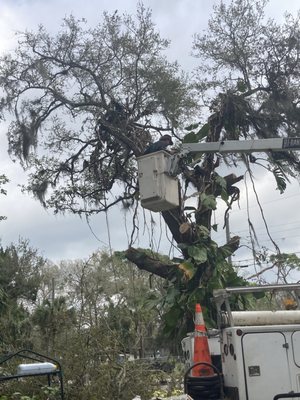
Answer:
192 303 214 377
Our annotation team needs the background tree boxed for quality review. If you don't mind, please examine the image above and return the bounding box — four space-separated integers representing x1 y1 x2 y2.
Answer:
0 239 44 350
0 246 172 399
32 296 76 354
56 251 167 357
1 0 300 337
35 251 173 399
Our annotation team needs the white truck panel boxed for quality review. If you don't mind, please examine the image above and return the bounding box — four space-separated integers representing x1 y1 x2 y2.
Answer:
221 325 300 400
242 332 291 400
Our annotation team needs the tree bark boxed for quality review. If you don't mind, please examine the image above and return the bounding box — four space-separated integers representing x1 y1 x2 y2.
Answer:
125 247 178 280
219 235 240 255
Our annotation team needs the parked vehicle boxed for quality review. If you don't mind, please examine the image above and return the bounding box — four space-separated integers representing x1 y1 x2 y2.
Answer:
182 284 300 400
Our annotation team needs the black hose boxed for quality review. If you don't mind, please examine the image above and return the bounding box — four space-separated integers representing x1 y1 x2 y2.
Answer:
184 362 224 400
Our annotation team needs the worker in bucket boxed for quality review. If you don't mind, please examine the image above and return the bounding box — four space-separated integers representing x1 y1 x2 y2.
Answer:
143 134 173 155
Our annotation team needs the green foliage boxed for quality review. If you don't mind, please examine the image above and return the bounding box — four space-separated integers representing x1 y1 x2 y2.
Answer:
32 296 76 353
183 123 209 144
214 174 229 203
272 167 288 194
0 240 45 350
0 384 59 400
0 240 43 303
0 174 8 221
270 253 300 268
151 361 184 398
200 193 217 210
161 230 247 337
187 246 207 264
39 386 59 399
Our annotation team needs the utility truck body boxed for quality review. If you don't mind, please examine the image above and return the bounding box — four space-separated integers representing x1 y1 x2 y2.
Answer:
181 284 300 399
219 316 300 399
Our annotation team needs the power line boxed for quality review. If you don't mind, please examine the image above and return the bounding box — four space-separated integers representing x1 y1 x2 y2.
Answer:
233 220 300 235
228 192 300 214
233 251 300 266
212 217 300 245
234 225 300 238
238 231 300 243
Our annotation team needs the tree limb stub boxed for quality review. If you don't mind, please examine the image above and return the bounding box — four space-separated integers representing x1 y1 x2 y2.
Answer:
219 235 240 256
125 247 178 280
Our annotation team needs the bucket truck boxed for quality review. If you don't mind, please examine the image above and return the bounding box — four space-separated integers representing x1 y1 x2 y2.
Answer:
137 138 300 400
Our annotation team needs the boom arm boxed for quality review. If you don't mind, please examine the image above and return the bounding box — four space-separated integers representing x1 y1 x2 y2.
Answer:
168 137 300 176
181 137 300 154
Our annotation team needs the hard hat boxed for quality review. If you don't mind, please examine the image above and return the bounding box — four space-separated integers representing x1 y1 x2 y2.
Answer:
160 134 173 145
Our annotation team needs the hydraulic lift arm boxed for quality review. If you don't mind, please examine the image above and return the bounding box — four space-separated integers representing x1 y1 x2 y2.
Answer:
181 137 300 155
168 137 300 176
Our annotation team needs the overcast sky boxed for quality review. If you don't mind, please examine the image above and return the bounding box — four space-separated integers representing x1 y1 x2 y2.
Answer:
1 0 300 272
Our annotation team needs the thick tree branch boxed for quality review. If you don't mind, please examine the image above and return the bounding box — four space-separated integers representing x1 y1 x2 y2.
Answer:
219 235 240 255
125 247 178 280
